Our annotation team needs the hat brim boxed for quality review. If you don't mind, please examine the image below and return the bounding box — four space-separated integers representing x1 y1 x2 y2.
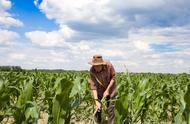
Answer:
88 61 107 66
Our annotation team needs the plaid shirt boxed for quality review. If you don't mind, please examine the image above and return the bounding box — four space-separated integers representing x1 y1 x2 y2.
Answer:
89 61 116 98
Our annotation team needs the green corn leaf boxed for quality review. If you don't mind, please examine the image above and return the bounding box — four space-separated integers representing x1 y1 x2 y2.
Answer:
184 84 190 124
17 78 33 108
52 78 73 124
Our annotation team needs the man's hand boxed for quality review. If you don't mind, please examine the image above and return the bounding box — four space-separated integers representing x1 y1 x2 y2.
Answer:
95 100 102 111
103 89 109 98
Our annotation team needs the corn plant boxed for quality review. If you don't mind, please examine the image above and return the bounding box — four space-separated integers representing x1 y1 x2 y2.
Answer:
0 71 190 124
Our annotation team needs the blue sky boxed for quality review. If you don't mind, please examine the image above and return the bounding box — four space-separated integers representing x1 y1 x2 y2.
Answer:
0 0 190 73
9 0 58 34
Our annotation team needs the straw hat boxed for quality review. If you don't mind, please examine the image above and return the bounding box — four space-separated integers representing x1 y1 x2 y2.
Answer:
88 54 106 66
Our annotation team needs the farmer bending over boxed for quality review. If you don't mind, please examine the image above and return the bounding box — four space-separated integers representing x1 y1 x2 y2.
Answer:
88 54 116 124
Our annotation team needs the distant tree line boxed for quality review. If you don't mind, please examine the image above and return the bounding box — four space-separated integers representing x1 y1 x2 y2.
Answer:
0 66 22 71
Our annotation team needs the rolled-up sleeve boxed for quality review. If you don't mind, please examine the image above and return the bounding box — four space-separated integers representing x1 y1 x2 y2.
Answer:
89 73 97 90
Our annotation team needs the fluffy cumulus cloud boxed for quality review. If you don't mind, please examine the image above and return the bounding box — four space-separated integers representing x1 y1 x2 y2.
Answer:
30 0 190 45
24 19 190 72
38 0 120 24
0 0 23 27
111 0 190 27
8 53 26 60
133 40 152 52
2 26 190 72
0 29 20 44
109 0 165 9
25 25 75 47
0 0 22 44
36 0 190 30
35 0 128 37
32 0 189 31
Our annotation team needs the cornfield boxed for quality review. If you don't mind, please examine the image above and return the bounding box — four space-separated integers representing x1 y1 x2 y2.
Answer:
0 70 190 124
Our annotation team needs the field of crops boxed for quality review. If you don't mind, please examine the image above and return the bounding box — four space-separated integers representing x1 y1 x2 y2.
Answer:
0 70 190 124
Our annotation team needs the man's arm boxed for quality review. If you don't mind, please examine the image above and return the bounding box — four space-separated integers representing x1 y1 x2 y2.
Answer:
91 89 98 99
92 89 102 110
105 79 115 93
103 79 115 98
103 63 116 97
89 73 102 110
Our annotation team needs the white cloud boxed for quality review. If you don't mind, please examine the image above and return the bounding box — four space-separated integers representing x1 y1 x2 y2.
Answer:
0 0 23 27
8 53 26 60
0 0 11 10
68 41 90 51
37 0 169 27
109 0 165 10
38 0 124 25
34 0 38 6
174 59 184 65
144 54 160 59
98 49 125 57
133 40 151 52
147 60 163 66
36 0 190 33
0 16 23 27
115 60 139 67
0 29 19 44
4 24 185 73
25 25 75 47
1 31 190 73
129 26 190 48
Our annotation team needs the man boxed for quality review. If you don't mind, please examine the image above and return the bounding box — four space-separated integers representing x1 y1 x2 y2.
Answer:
88 54 116 124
